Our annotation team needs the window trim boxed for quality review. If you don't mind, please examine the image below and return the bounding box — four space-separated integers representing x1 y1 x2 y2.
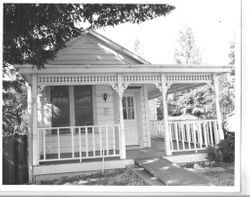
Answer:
123 94 136 121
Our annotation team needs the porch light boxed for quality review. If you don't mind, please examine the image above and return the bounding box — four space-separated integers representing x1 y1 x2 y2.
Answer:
103 93 108 102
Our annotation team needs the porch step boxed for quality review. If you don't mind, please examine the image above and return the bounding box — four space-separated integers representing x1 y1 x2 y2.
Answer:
134 157 213 186
128 165 165 186
164 153 208 164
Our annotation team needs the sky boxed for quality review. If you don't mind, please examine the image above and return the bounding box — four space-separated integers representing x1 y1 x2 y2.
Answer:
94 0 240 65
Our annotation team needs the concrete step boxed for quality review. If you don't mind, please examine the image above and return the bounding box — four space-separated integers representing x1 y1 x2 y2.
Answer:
128 165 165 186
165 153 208 164
135 157 213 186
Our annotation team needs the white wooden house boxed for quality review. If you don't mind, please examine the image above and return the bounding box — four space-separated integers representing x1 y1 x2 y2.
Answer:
15 30 232 182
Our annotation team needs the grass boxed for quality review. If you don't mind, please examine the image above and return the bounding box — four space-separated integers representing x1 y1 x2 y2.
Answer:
185 162 235 186
40 168 146 185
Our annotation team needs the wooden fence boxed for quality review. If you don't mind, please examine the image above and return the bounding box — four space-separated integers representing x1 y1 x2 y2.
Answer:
3 134 28 184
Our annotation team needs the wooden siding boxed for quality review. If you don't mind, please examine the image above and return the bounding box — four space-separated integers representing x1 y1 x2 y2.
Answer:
48 34 140 65
148 99 158 121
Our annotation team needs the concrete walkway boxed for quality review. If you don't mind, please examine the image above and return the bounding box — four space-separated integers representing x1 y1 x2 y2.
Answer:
134 156 213 186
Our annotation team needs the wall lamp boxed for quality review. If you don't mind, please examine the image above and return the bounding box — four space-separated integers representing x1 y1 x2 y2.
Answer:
103 93 108 102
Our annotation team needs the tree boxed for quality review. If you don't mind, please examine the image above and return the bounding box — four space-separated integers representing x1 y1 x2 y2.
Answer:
133 38 143 57
157 26 214 119
174 26 202 65
3 4 175 68
170 27 216 118
219 41 235 119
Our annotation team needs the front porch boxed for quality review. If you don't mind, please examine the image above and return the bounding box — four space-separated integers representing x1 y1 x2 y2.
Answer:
34 137 209 183
37 117 218 164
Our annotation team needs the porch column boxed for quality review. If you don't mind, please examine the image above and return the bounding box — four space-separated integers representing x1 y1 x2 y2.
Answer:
161 74 172 156
31 74 39 166
26 83 33 183
117 75 126 159
213 74 224 141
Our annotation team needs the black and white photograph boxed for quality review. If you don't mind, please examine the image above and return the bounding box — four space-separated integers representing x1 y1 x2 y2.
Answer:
1 0 249 196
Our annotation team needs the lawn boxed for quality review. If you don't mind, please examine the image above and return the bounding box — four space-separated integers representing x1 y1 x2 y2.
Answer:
40 163 234 186
40 168 145 185
185 162 235 186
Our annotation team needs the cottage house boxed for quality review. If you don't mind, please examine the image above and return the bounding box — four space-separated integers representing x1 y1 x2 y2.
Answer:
15 30 232 182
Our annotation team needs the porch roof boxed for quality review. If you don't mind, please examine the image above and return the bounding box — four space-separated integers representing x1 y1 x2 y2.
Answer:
16 64 232 74
14 30 232 95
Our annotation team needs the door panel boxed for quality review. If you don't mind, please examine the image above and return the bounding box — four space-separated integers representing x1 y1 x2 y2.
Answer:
123 94 138 146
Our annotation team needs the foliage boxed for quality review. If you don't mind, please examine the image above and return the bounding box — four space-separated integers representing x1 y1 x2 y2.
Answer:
4 4 175 68
219 41 235 119
167 85 216 118
157 26 212 119
206 125 235 163
219 130 235 163
2 65 29 136
174 26 202 65
206 146 224 163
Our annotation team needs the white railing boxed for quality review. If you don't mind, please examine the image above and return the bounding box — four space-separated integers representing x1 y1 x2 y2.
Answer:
150 119 220 152
150 120 165 138
38 124 121 163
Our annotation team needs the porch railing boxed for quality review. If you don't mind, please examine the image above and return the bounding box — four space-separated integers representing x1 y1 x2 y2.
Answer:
38 124 121 163
150 119 220 152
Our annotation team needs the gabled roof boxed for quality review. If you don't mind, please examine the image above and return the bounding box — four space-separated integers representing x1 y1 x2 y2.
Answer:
48 30 151 66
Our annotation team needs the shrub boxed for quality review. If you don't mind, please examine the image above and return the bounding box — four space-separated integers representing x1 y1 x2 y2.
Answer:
206 131 235 163
206 145 223 163
218 131 235 162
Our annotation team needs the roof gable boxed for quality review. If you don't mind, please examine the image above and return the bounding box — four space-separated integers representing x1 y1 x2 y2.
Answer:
48 30 150 66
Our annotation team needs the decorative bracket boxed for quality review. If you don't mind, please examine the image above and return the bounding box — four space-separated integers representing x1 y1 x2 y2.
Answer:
110 82 129 97
153 82 172 93
38 85 46 92
153 82 162 93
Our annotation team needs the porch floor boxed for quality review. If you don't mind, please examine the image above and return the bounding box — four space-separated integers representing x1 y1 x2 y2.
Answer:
39 138 206 165
127 138 206 160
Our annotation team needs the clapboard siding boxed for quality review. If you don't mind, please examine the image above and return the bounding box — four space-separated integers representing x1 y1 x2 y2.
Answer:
96 85 115 125
55 54 121 61
48 32 142 65
148 99 158 120
49 34 130 65
50 60 127 65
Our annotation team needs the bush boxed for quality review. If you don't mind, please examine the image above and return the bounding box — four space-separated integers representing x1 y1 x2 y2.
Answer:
206 145 223 163
206 131 235 163
219 131 235 162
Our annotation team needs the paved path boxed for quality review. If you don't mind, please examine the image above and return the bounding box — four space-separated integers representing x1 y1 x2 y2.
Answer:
135 157 213 186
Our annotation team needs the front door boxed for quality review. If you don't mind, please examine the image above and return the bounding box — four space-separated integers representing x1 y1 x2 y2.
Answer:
123 94 139 146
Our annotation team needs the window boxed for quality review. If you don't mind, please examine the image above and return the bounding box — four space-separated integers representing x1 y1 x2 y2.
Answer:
122 96 135 120
50 85 93 134
51 86 70 127
74 85 93 126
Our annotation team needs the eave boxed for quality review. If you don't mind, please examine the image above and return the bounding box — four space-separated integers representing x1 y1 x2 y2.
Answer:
15 64 232 75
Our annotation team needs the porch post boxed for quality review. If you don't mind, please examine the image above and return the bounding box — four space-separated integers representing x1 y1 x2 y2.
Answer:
26 83 33 183
118 74 126 159
31 74 39 166
161 74 172 156
213 74 224 141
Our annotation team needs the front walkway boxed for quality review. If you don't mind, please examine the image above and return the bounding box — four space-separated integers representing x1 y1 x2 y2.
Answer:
127 138 212 186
